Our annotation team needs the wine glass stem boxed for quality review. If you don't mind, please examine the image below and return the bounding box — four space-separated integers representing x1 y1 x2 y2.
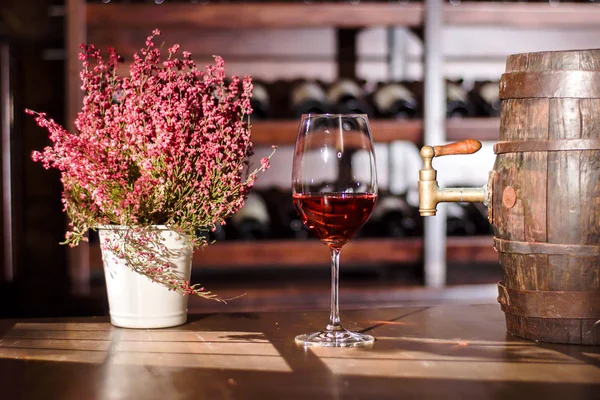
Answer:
327 247 342 331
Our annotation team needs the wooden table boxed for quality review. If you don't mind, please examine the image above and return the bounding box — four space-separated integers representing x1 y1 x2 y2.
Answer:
0 304 598 399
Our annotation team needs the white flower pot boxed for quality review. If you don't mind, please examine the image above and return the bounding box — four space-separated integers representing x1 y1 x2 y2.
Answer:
98 226 193 329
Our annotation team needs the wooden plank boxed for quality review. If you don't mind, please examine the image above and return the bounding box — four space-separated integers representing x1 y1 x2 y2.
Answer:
495 99 526 290
84 2 600 30
495 96 535 346
195 238 423 268
88 236 498 271
445 236 497 264
87 27 336 60
577 67 600 344
579 98 600 293
520 98 549 292
86 3 424 29
446 118 499 142
543 84 583 343
249 118 500 146
250 119 423 146
547 97 582 291
503 162 525 289
572 53 600 346
445 3 600 28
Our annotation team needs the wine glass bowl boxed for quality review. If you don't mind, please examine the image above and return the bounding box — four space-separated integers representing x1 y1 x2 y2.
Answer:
292 114 378 347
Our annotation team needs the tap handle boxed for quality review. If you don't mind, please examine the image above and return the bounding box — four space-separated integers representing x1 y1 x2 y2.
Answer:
433 139 482 157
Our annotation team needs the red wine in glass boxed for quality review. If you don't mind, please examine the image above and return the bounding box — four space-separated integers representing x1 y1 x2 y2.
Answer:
292 192 377 249
292 113 378 347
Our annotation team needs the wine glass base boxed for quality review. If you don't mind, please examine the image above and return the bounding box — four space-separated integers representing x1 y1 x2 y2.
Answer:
295 329 375 348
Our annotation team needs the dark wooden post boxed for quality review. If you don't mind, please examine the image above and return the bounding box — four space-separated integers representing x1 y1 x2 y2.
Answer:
336 28 359 80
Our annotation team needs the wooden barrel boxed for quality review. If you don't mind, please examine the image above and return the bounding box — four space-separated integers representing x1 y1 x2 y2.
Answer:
492 49 600 345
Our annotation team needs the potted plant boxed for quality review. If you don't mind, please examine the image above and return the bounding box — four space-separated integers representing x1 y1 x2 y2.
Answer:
27 29 275 328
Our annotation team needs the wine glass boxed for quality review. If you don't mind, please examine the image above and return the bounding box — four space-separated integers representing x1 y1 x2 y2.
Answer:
292 113 378 347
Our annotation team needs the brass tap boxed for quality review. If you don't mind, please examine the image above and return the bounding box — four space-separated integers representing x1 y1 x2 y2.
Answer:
418 139 487 217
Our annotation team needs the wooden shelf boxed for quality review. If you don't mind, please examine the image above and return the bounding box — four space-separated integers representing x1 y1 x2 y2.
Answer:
445 2 600 28
86 3 424 29
250 118 500 146
85 2 600 30
446 117 500 142
88 236 497 271
250 119 423 146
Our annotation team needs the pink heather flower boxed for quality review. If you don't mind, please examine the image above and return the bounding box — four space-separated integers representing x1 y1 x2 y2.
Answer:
260 157 270 169
27 29 275 300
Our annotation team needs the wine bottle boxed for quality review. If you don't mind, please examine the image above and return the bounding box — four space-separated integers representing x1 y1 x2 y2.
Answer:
250 81 270 120
210 223 227 242
276 190 311 240
196 222 226 243
470 80 501 117
372 81 419 120
446 203 477 237
290 80 330 117
388 195 422 237
327 78 374 116
229 192 270 240
360 194 420 238
446 202 491 237
446 81 474 119
259 187 298 240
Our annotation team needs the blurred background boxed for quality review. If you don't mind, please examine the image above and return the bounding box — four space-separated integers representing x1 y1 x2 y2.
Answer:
1 0 600 318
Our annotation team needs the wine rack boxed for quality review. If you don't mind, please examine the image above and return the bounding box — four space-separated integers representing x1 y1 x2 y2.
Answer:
66 1 600 293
